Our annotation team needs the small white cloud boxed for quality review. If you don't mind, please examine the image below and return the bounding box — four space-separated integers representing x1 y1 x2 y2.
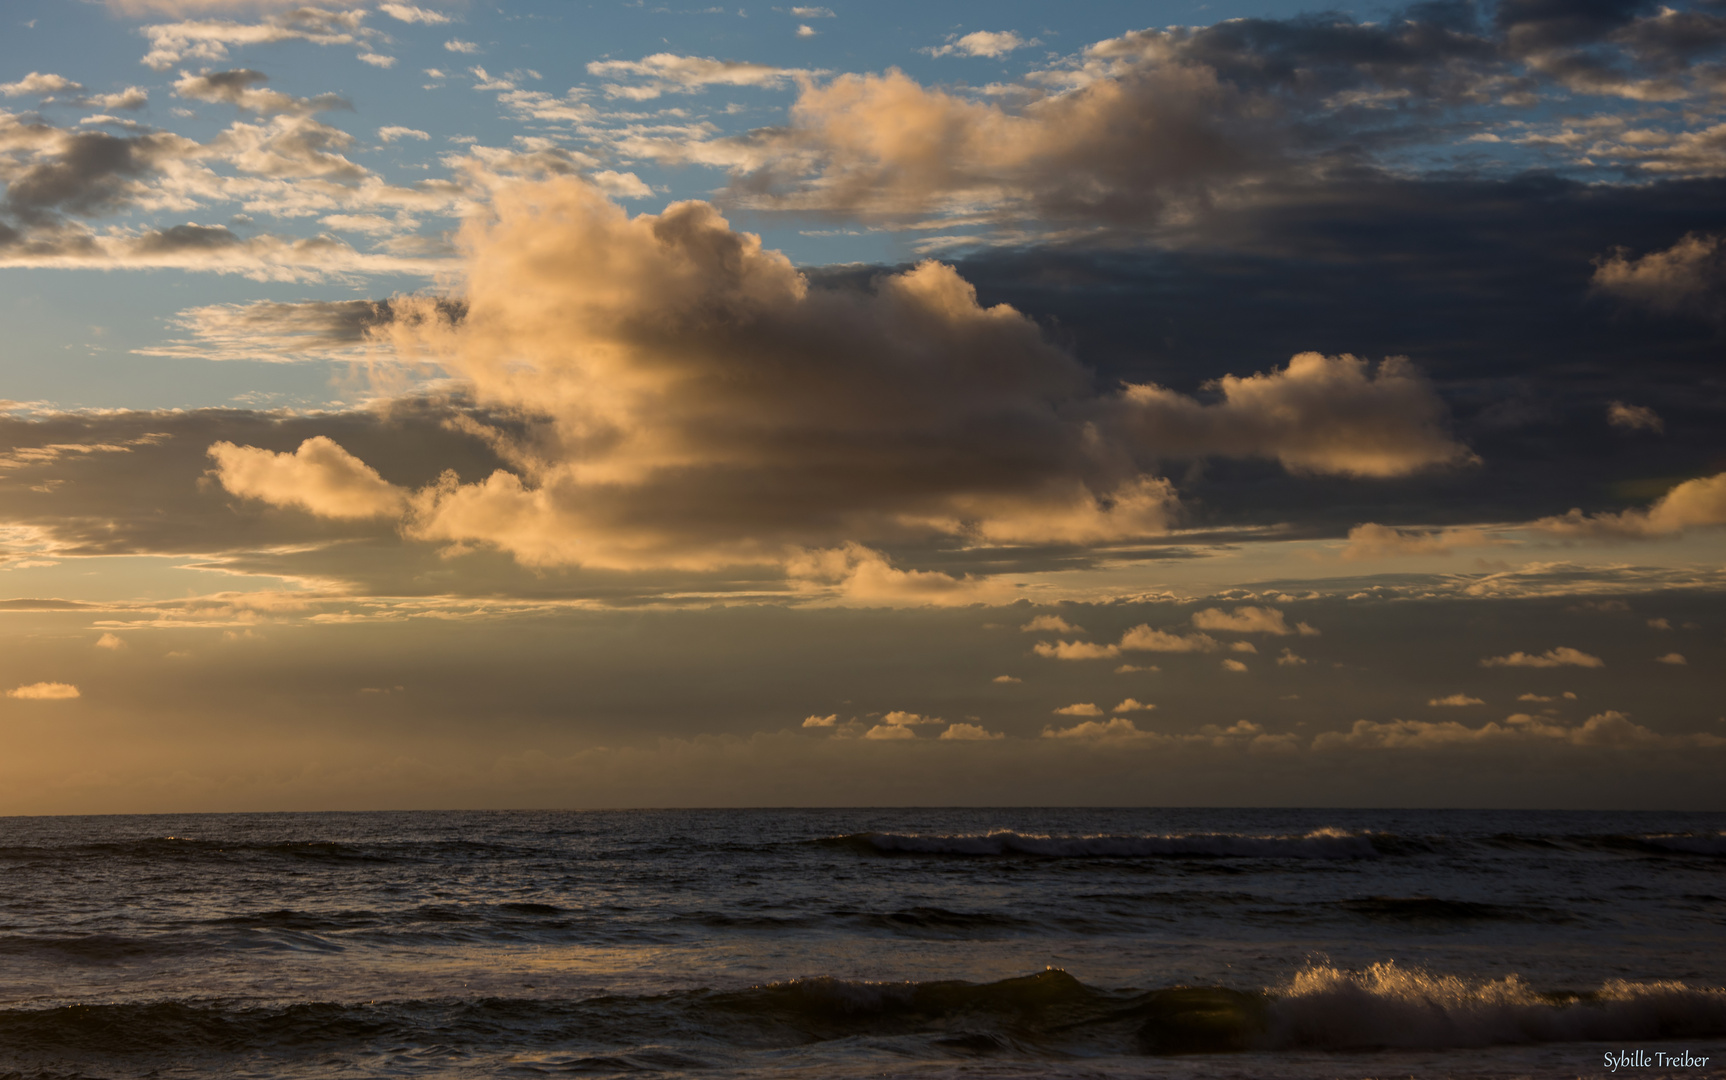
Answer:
590 170 653 198
1043 716 1145 740
863 723 917 740
1112 698 1153 713
1648 617 1672 630
796 24 817 37
1655 652 1687 665
358 52 397 68
1608 401 1664 433
991 675 1021 684
95 633 127 651
1054 702 1103 717
882 710 941 726
940 722 1003 741
802 713 838 727
789 6 835 15
928 30 1025 58
1221 658 1249 672
1021 614 1081 634
7 682 80 700
378 125 431 142
1114 663 1159 673
444 39 480 54
1428 693 1486 706
381 2 452 23
1481 647 1604 669
1276 648 1307 667
1 72 82 97
1229 641 1258 654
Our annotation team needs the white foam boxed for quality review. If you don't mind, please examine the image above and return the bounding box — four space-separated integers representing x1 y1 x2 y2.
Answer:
1269 961 1726 1049
860 828 1378 859
1636 832 1726 856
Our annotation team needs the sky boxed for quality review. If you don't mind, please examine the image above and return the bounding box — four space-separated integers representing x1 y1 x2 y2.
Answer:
1 0 1723 814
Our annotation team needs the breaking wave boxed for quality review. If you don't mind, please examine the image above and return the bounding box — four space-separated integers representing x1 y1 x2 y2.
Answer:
826 828 1382 859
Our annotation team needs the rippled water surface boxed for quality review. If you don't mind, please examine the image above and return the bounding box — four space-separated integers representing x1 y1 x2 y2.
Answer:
1 808 1723 1078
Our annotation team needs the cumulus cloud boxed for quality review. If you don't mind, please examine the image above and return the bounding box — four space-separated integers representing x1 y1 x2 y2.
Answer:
208 436 409 519
1275 648 1307 667
1021 614 1080 633
1053 702 1103 717
1118 625 1219 652
881 710 942 726
444 39 480 54
1480 647 1605 669
1115 354 1471 478
939 722 1003 740
1034 640 1119 660
1043 716 1147 740
1533 472 1726 539
1221 657 1249 672
1 73 84 97
84 87 151 110
928 31 1027 59
1112 697 1152 713
1314 711 1725 751
95 632 128 650
586 54 815 99
1655 652 1687 665
1429 693 1485 706
7 681 81 700
1190 605 1306 635
801 713 838 726
862 723 916 740
1592 233 1726 319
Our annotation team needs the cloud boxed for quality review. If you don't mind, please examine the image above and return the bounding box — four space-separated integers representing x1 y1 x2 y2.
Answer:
1607 402 1664 433
84 87 151 110
1112 698 1152 713
1229 641 1257 654
586 54 813 99
1221 657 1248 672
1314 711 1725 751
862 723 916 740
1533 472 1726 539
789 6 834 16
796 25 816 38
881 710 942 726
1042 716 1147 741
991 675 1020 684
1592 233 1726 319
1480 647 1605 669
928 31 1026 59
1020 614 1080 633
1342 523 1498 560
1034 640 1119 660
1655 652 1687 665
444 39 480 54
1053 703 1103 717
1518 692 1578 702
1118 625 1218 652
173 69 349 115
1190 605 1303 636
1428 693 1485 706
1 73 83 97
7 682 80 700
1275 648 1307 667
939 722 1003 740
95 632 128 650
801 713 838 726
378 126 431 143
140 8 380 70
1116 354 1471 478
379 3 450 23
208 436 409 519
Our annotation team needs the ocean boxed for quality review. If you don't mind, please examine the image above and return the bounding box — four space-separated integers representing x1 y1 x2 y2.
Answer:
1 808 1722 1079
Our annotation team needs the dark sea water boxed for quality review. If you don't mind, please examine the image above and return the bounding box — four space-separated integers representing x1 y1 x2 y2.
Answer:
1 809 1724 1079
